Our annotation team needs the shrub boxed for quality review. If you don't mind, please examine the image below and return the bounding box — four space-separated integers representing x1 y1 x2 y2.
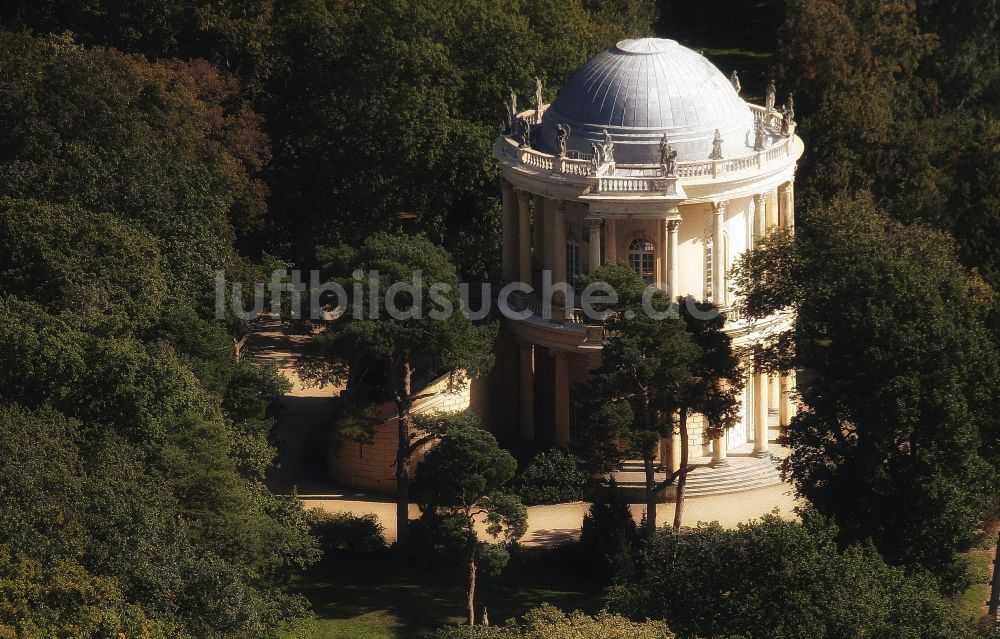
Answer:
306 510 387 555
512 448 590 505
579 479 638 584
610 512 975 639
431 603 672 638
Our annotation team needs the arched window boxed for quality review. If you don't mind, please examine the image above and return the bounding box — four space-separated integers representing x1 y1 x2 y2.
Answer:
628 239 655 284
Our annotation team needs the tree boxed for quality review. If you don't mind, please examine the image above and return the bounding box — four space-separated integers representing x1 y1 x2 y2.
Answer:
576 264 699 535
672 299 743 530
609 513 974 639
304 233 495 546
413 415 527 626
774 0 941 220
732 192 1000 584
580 479 639 585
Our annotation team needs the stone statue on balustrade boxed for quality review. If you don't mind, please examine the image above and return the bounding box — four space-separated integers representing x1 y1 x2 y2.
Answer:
517 116 532 148
765 79 777 112
780 104 791 135
709 129 724 160
601 128 615 164
534 77 544 123
753 119 767 151
503 100 513 135
730 70 741 95
659 134 677 176
785 91 795 123
590 143 602 173
556 123 570 157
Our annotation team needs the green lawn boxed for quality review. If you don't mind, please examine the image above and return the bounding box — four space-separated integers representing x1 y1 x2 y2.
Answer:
281 546 605 639
954 545 995 627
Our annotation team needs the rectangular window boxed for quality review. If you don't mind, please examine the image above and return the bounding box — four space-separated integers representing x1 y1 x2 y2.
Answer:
566 239 579 279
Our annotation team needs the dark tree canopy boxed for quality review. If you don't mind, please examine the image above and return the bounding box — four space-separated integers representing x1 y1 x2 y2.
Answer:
733 192 1000 583
0 31 269 286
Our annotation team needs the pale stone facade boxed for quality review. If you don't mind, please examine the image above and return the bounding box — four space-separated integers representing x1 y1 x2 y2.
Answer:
494 38 803 463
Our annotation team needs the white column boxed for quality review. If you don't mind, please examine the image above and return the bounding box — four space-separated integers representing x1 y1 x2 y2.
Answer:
659 218 668 292
769 189 780 229
711 431 729 466
553 350 570 446
517 190 532 283
537 194 551 272
587 219 601 274
501 182 517 281
519 343 535 440
779 373 791 430
769 373 780 412
752 193 766 245
754 369 770 457
712 201 727 305
667 218 681 299
605 218 617 263
532 195 544 270
551 200 567 305
666 426 682 474
780 181 795 232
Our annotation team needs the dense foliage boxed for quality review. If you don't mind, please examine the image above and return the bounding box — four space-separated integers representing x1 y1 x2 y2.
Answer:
432 604 673 639
776 0 1000 289
610 514 974 639
306 511 388 556
579 480 639 585
0 32 314 639
0 0 657 276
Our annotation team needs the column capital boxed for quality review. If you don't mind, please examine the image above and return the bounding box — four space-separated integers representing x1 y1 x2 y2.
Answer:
753 192 767 206
515 188 532 205
711 200 728 215
667 218 682 231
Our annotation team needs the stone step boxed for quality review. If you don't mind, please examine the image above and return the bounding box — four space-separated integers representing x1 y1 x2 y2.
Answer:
607 455 783 501
685 478 781 496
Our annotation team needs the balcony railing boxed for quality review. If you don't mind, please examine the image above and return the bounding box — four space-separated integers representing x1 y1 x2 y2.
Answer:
506 292 747 342
500 103 795 192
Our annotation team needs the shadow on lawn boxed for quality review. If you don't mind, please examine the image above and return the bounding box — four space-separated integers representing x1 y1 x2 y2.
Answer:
290 546 606 638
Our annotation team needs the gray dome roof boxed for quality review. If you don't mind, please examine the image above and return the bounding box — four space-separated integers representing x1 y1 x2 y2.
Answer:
538 38 755 164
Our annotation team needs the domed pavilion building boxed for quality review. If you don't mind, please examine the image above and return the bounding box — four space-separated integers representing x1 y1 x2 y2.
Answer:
493 38 803 487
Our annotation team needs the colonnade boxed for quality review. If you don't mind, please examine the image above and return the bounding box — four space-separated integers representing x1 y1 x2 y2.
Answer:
515 341 572 445
501 178 798 448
